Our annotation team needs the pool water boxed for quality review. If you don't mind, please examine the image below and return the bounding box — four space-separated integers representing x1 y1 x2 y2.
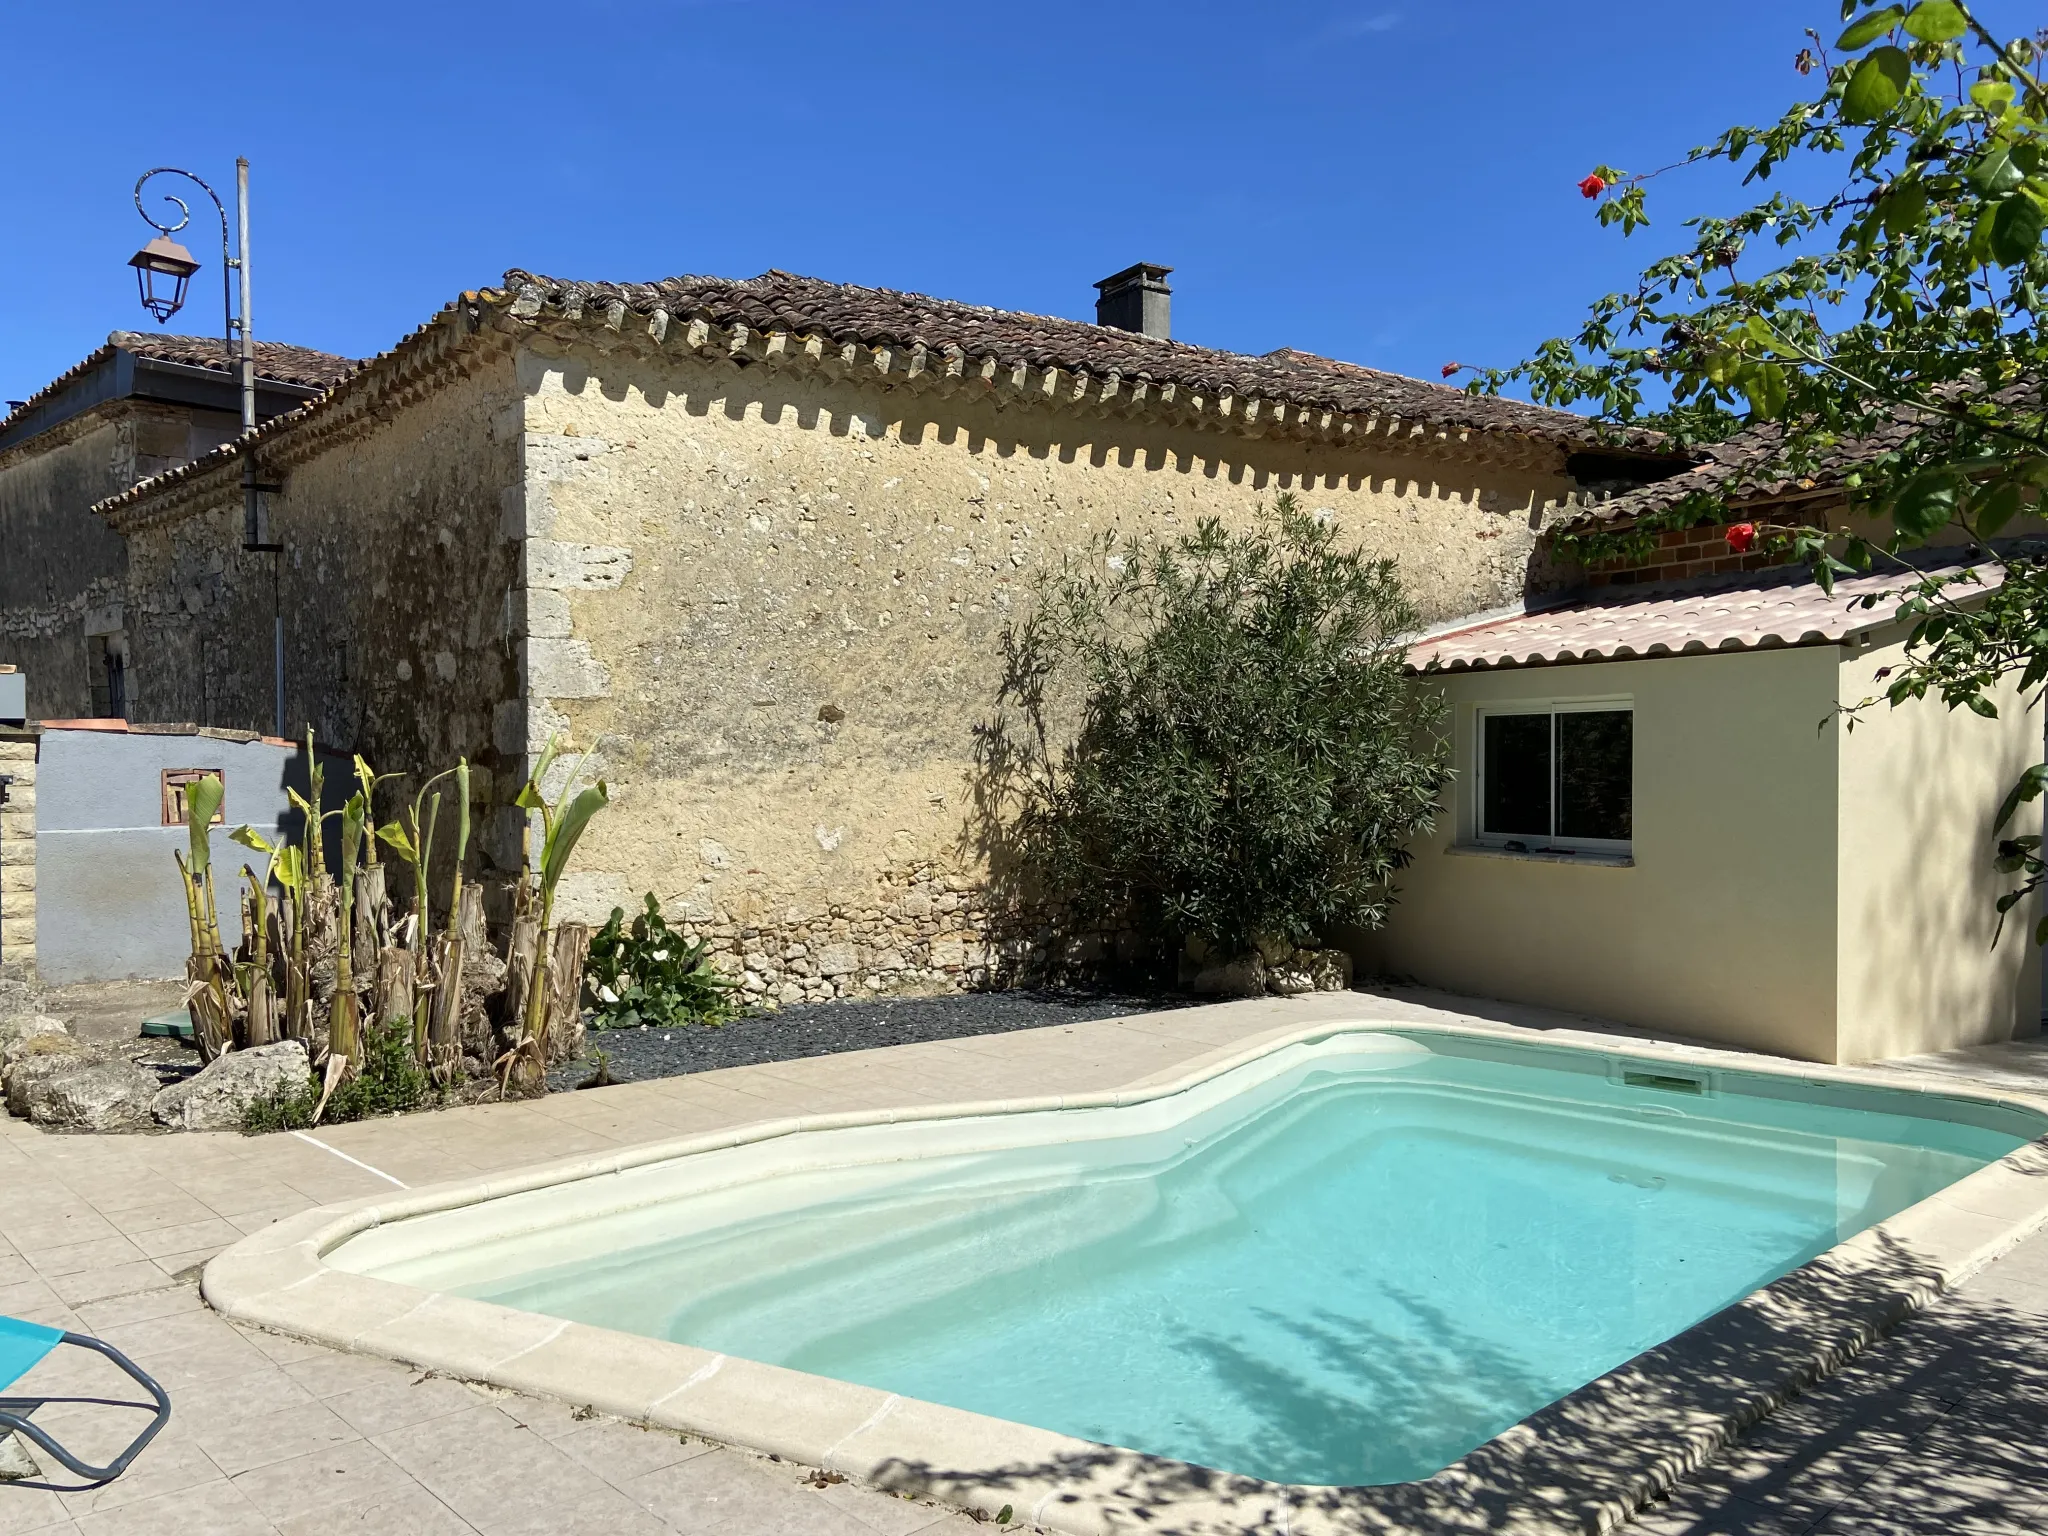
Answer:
364 1032 2041 1485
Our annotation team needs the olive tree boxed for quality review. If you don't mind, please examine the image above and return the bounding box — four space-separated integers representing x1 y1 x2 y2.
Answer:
987 493 1446 971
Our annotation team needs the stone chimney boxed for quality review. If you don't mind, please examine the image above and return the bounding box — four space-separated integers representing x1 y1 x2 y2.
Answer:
1094 263 1173 339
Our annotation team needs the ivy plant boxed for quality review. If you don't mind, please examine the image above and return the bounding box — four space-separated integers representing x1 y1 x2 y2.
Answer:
585 894 736 1029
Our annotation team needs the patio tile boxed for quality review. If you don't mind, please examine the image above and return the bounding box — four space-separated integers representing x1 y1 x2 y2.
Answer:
125 1218 244 1262
46 1263 175 1309
19 1238 148 1280
193 1400 361 1478
230 1439 421 1524
619 1446 881 1536
274 1483 480 1536
369 1404 671 1536
547 1417 712 1483
72 1280 208 1332
322 1374 490 1439
69 1477 276 1536
813 1477 968 1536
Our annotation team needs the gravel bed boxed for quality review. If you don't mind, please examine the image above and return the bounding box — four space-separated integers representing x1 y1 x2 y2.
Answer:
547 988 1191 1090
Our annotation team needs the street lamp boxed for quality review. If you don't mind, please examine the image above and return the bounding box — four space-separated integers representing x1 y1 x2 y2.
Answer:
127 234 200 322
130 160 284 736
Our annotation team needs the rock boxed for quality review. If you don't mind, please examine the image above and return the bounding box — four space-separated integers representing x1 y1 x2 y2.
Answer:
0 1013 68 1067
1300 948 1355 992
151 1040 310 1132
1191 954 1267 998
1252 933 1295 967
2 1034 91 1115
17 1059 160 1132
817 943 858 978
0 977 40 1017
1266 963 1317 996
0 1428 40 1481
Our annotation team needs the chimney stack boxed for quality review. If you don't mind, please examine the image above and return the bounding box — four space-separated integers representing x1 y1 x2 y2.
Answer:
1094 263 1173 339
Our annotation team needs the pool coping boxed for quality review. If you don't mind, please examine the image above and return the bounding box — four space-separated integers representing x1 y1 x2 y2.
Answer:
202 1002 2048 1536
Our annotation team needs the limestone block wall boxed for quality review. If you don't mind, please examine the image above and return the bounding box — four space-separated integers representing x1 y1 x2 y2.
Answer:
509 338 1583 999
119 360 526 856
0 732 35 980
0 408 150 720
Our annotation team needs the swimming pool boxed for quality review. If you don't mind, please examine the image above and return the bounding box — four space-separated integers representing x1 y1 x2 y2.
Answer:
325 1028 2044 1487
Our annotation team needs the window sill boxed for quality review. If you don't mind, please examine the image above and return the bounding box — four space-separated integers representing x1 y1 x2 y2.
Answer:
1449 843 1634 868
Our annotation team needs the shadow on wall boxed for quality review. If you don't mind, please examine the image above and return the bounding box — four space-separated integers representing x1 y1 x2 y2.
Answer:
861 1226 2048 1534
547 348 1561 526
1839 683 2039 1059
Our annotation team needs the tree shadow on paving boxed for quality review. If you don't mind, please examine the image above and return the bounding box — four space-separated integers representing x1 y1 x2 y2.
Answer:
860 1227 2048 1535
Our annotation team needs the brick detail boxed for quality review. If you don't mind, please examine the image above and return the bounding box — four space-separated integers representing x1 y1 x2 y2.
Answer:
1588 521 1781 588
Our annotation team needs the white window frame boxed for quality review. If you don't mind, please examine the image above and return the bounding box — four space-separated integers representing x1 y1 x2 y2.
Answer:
1471 696 1634 856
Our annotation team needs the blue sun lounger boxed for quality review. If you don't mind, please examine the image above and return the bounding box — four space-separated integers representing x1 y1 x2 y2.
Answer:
0 1316 169 1493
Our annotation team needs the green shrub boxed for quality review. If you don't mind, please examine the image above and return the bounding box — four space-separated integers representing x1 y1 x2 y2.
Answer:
990 493 1447 963
586 894 736 1029
240 1017 435 1133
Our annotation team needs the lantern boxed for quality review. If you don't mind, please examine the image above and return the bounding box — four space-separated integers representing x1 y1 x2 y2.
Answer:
128 234 200 322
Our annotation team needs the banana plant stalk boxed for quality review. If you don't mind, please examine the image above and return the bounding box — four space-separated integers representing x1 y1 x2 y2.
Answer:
174 773 232 1061
231 825 305 1045
499 737 607 1093
326 790 369 1077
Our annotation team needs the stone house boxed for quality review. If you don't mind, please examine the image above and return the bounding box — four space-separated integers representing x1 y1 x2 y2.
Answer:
0 333 357 720
68 264 1675 1002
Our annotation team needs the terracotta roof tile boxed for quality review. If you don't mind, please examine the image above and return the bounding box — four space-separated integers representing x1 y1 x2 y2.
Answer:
501 268 1662 453
1 332 358 440
1409 553 2002 673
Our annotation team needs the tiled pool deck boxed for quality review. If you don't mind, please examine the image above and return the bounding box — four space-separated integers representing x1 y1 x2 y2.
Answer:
3 989 2047 1536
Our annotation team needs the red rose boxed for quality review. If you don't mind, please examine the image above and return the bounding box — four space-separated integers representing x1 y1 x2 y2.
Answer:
1578 173 1607 199
1726 522 1757 553
1441 362 1460 378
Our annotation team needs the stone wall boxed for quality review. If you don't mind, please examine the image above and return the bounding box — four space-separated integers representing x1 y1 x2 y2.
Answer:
509 337 1586 997
0 732 35 981
0 408 141 720
118 357 526 867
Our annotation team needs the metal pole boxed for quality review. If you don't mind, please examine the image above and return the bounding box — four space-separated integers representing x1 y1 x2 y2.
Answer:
235 159 255 434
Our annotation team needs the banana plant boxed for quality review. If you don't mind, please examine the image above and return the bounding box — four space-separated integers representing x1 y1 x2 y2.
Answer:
500 736 607 1091
174 773 232 1061
325 789 369 1086
229 824 304 1046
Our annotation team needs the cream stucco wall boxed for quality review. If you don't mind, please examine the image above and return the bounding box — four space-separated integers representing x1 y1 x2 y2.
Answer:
510 338 1583 1002
1361 646 1847 1060
1833 631 2040 1061
1362 638 2042 1063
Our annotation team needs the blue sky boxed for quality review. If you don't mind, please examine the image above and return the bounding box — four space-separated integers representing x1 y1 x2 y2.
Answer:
0 3 2031 407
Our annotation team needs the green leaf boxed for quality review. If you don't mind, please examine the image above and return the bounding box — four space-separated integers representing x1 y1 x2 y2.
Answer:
375 823 418 863
1997 763 2048 832
185 774 225 877
1902 1 1966 41
1879 181 1928 237
1975 480 2026 536
231 825 277 856
1990 193 2047 266
1739 362 1789 420
1970 145 2027 196
453 759 473 865
1837 6 1904 48
541 781 610 895
1891 470 1960 539
1843 47 1911 121
1972 78 2016 113
1740 316 1784 356
1966 695 2000 719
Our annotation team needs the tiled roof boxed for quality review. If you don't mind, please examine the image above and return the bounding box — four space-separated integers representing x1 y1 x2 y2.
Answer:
1408 553 2001 673
111 332 359 390
499 268 1663 453
1564 380 2042 532
1 332 358 439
